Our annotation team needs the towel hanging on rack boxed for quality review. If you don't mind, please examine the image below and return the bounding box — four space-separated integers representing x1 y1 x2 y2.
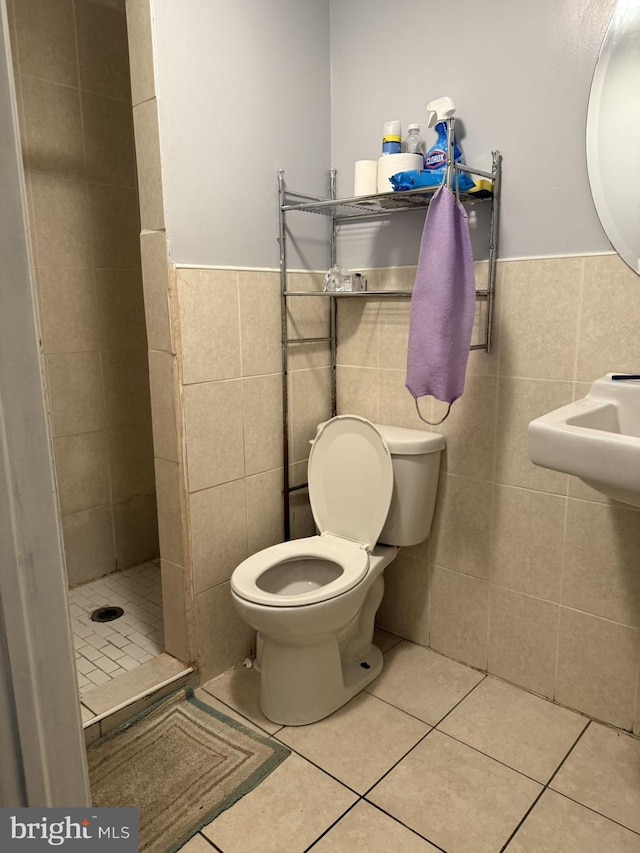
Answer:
406 184 476 408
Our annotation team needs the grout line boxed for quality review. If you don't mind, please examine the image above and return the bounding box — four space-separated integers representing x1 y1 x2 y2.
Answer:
302 800 361 852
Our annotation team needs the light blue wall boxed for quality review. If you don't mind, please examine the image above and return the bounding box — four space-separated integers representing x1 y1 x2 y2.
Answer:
153 0 616 269
153 0 331 269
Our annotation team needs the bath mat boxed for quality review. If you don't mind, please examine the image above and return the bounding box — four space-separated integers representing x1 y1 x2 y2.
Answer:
87 687 290 853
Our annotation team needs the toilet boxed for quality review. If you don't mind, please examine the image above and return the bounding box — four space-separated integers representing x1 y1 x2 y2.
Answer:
230 415 445 725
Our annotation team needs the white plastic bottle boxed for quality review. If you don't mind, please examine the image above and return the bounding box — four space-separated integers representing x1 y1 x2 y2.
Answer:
403 124 425 160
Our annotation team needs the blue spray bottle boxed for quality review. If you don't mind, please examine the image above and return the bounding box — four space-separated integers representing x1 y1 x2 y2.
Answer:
422 97 475 192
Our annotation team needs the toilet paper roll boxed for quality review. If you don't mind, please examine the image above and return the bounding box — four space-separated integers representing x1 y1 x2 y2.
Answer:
353 160 378 196
377 153 423 193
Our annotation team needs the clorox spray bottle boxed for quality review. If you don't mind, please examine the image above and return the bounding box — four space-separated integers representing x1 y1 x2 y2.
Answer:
422 96 474 191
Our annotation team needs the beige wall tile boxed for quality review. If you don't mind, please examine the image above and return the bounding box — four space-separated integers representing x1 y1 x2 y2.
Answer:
54 430 110 515
556 608 639 729
495 377 572 494
429 565 489 670
489 586 559 699
89 184 141 270
291 488 316 539
336 299 380 368
112 492 159 569
290 368 331 463
286 273 330 371
30 174 93 268
177 268 241 384
160 559 190 663
491 485 566 602
377 266 415 291
132 98 165 230
183 380 245 492
13 0 78 86
499 258 582 380
107 424 155 502
75 0 131 102
82 91 136 187
238 270 281 376
430 474 493 580
45 352 105 437
376 552 429 645
434 374 497 481
62 505 116 587
101 349 152 428
336 366 378 421
378 368 429 428
94 269 147 352
563 500 640 627
195 581 252 682
148 350 179 462
140 231 173 353
245 468 284 555
190 479 248 592
125 0 156 106
242 374 283 476
20 77 84 179
38 267 100 353
577 255 640 382
154 459 185 567
377 299 411 371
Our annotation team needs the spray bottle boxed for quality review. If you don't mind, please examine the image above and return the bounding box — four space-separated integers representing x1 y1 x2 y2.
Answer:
422 96 475 192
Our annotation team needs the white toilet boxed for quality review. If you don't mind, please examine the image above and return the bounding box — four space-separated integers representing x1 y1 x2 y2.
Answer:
230 415 444 725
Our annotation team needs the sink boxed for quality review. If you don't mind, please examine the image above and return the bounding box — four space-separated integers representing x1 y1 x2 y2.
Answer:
528 373 640 507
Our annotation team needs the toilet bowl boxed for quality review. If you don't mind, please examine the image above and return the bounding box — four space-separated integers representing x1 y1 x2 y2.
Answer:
231 415 444 725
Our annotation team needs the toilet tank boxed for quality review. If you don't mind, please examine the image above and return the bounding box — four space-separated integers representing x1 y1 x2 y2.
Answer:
373 423 445 547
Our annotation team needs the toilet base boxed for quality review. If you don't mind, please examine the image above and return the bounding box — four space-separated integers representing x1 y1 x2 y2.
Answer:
259 639 383 726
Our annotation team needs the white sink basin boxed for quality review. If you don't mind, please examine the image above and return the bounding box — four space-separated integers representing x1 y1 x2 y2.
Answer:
528 373 640 507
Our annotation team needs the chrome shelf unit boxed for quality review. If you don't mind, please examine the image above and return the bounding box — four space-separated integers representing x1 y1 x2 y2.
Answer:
278 139 502 538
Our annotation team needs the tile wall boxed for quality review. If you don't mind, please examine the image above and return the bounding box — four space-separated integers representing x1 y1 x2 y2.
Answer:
8 0 158 586
336 255 640 735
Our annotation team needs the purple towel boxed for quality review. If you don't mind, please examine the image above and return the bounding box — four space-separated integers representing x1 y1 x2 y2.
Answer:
406 185 476 404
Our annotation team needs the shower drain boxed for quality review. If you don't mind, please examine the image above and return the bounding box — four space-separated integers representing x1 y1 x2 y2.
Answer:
90 606 124 623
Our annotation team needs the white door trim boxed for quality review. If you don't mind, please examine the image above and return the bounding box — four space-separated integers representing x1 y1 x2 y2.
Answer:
0 0 90 807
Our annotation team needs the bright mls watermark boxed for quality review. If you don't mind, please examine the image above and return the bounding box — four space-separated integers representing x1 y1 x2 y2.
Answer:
0 808 138 851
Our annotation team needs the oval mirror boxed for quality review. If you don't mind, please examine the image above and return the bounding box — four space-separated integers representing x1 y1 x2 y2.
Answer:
587 0 640 275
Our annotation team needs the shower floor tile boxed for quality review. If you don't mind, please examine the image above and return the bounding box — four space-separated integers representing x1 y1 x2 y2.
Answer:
70 561 164 690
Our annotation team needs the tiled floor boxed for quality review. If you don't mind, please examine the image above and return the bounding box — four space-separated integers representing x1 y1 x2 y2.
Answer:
178 630 640 853
69 561 164 689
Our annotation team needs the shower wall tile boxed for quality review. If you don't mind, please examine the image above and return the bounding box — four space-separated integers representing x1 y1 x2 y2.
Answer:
30 174 93 268
140 230 173 353
132 98 165 230
20 77 84 179
160 559 190 663
125 0 156 107
495 377 572 494
490 484 565 603
428 565 489 671
88 184 141 270
177 267 241 384
94 269 148 352
576 254 640 381
154 459 185 568
190 480 248 592
488 587 559 700
45 352 105 437
101 349 152 428
555 608 639 730
107 423 156 503
12 0 78 86
53 431 110 516
62 505 116 587
195 582 252 683
75 0 131 102
82 91 136 187
246 468 284 556
112 493 159 570
238 270 281 376
148 350 179 462
498 258 582 381
38 267 100 354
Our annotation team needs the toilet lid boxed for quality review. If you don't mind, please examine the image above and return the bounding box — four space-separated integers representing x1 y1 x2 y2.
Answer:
308 415 393 550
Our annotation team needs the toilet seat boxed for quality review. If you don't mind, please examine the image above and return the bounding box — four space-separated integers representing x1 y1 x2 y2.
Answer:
231 416 394 608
